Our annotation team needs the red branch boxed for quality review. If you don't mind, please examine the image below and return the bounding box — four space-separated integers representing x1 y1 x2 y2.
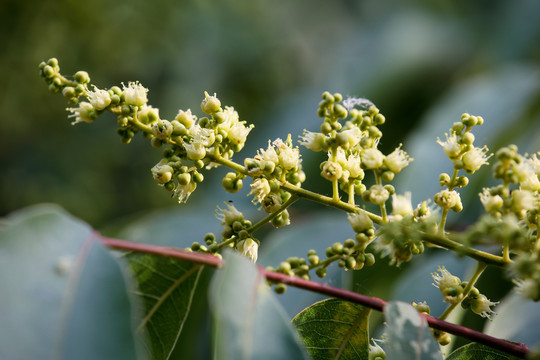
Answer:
100 236 530 359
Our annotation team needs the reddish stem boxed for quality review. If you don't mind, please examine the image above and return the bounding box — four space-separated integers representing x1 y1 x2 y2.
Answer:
100 236 529 359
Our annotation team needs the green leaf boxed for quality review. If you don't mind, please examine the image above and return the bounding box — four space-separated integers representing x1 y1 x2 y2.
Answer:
484 291 540 349
210 250 310 360
446 343 511 360
124 251 203 360
0 204 140 360
292 298 371 360
383 301 443 360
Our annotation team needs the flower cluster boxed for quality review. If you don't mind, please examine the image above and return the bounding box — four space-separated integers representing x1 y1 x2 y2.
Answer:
300 92 413 206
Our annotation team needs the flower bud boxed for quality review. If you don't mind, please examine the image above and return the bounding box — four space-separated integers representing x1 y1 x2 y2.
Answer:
348 211 373 233
201 91 221 114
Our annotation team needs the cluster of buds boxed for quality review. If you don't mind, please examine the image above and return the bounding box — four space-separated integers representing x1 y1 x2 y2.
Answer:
376 210 438 266
244 135 304 227
434 113 492 215
40 58 255 204
300 92 413 205
431 266 498 319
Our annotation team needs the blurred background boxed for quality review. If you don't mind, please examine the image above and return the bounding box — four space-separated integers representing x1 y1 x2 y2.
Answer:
2 0 540 356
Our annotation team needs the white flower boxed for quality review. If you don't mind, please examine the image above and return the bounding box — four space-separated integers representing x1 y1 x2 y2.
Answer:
67 101 96 124
391 192 413 217
189 124 215 147
339 126 363 148
87 85 111 110
479 188 503 213
514 278 540 301
237 238 258 262
462 146 491 173
346 154 364 179
274 137 301 170
432 266 463 303
514 161 540 191
361 148 384 169
434 189 462 211
299 130 325 152
248 178 271 204
216 202 244 225
151 119 173 140
470 294 498 320
321 161 343 181
511 189 536 218
184 142 206 160
527 153 540 177
139 105 160 124
259 141 279 164
348 211 373 233
174 109 196 128
437 132 461 159
216 106 239 133
369 184 389 205
384 144 413 173
123 81 148 107
201 91 221 114
174 181 197 203
228 122 254 147
151 162 174 184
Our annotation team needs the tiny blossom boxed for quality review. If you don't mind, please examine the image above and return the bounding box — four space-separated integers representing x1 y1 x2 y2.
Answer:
189 124 215 147
527 153 540 177
277 142 300 170
67 101 95 124
368 339 386 360
321 161 343 181
462 146 491 173
216 106 239 133
175 181 197 203
432 266 462 303
413 200 437 221
335 148 348 167
514 278 540 301
434 189 461 210
216 202 244 225
340 127 363 148
511 189 536 218
151 119 173 140
201 91 221 114
237 238 258 262
479 188 503 213
151 162 174 184
348 211 373 233
87 85 111 110
174 109 196 128
228 122 254 147
514 161 540 191
139 105 160 124
122 81 148 107
259 141 279 164
369 184 389 205
299 130 325 152
346 154 364 179
248 178 271 204
384 145 413 173
470 294 498 320
437 132 461 159
391 192 413 217
184 142 206 161
361 148 384 169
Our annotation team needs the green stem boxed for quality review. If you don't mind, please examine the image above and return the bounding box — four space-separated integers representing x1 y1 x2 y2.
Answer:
332 179 340 202
421 232 509 267
439 262 487 321
216 236 237 250
281 182 383 224
375 173 388 223
438 168 459 235
348 183 355 206
248 194 299 234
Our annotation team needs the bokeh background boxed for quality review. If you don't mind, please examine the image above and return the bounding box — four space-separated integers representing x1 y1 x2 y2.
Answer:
2 0 540 357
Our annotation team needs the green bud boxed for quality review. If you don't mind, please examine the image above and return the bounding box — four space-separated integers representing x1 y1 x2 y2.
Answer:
191 242 201 251
381 171 394 182
332 242 344 254
452 121 465 134
364 253 375 266
204 233 216 245
344 238 355 248
274 283 287 294
462 132 475 145
333 103 348 119
74 71 90 84
177 173 191 186
320 121 332 134
193 172 204 183
316 267 327 278
201 91 221 114
345 256 356 269
374 113 385 125
308 255 320 265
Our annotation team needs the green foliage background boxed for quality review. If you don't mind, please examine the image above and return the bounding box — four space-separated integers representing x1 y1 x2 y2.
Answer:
2 1 540 358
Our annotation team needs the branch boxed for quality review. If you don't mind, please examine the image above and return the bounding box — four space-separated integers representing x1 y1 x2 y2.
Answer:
100 235 529 359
